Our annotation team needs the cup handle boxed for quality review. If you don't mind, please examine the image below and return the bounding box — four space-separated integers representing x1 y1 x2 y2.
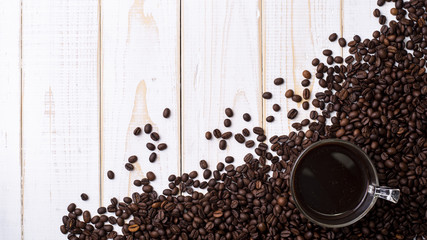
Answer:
369 185 400 203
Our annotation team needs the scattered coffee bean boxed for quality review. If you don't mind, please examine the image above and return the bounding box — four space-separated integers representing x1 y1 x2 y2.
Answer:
266 116 274 122
329 33 338 42
146 143 155 151
225 156 234 163
242 128 250 137
157 143 167 151
133 127 142 136
146 171 156 181
292 95 302 102
199 160 208 169
338 37 346 47
245 140 255 148
272 104 281 112
213 129 221 138
219 140 227 150
225 108 233 117
149 152 157 163
205 131 212 140
302 101 309 110
128 155 138 163
221 131 232 139
322 49 332 56
285 89 294 98
224 118 231 127
302 70 311 79
203 169 212 179
107 170 115 179
163 108 171 118
303 88 310 100
287 109 298 119
262 92 272 99
80 193 89 201
144 123 152 134
273 77 284 85
125 163 134 171
150 132 160 141
243 113 251 122
234 134 245 144
301 79 310 87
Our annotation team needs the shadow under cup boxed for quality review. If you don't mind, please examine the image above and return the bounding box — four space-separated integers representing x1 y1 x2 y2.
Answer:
290 139 400 228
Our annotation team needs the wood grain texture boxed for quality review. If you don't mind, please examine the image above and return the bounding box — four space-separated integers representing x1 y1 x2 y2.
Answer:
101 0 180 205
181 0 262 183
22 0 100 239
263 0 342 137
0 1 22 239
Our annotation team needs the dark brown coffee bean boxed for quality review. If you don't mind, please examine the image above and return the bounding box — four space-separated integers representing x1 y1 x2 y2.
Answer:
303 88 310 100
234 133 245 143
83 211 91 223
338 38 346 47
292 95 302 102
189 171 198 179
302 70 311 79
225 156 234 163
205 131 212 140
245 140 255 148
285 89 294 98
213 129 221 138
257 134 266 142
373 8 380 17
97 207 106 214
128 155 138 163
242 128 250 137
243 113 251 122
133 127 142 136
199 160 208 169
274 77 284 85
150 132 160 141
149 152 157 163
125 163 134 171
329 33 338 42
142 185 153 193
253 127 264 135
287 109 298 119
379 15 386 24
107 170 115 179
163 108 171 118
224 119 231 127
225 108 233 117
219 140 227 150
272 104 281 112
302 101 309 110
133 179 142 187
266 116 274 122
203 169 212 179
157 143 167 151
146 171 156 181
262 92 272 99
80 193 89 201
146 143 155 151
221 131 232 139
144 124 152 134
301 79 310 87
312 58 320 66
322 49 332 56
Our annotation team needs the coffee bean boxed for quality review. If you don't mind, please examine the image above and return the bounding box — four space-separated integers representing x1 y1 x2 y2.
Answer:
157 143 167 151
303 89 310 100
163 108 171 118
213 129 221 138
149 152 157 163
133 127 142 136
221 131 232 139
97 207 106 214
83 210 91 223
302 101 309 110
189 171 198 179
253 127 264 135
322 49 332 56
302 70 311 79
67 203 76 213
199 160 208 169
262 92 272 99
329 33 338 42
245 140 255 148
338 38 346 47
225 108 233 117
312 58 320 66
274 77 284 85
133 179 142 186
287 109 298 119
80 193 89 201
301 79 310 87
125 163 134 171
379 15 386 24
243 113 251 122
203 169 212 179
234 133 245 143
242 128 250 137
205 131 212 140
272 104 281 112
292 95 302 102
373 8 380 17
146 171 156 181
128 155 138 163
144 124 152 134
224 119 231 127
225 156 234 163
146 143 155 151
266 116 274 122
150 132 160 141
142 185 153 193
107 170 115 179
219 140 227 150
285 89 294 98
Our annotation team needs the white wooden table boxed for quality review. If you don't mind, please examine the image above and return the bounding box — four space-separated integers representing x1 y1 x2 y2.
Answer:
0 0 392 239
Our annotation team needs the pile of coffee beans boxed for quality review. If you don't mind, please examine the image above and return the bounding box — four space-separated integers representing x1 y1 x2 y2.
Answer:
61 0 426 239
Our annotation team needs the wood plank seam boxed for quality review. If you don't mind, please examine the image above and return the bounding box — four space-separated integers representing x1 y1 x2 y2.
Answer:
20 0 23 239
98 0 103 208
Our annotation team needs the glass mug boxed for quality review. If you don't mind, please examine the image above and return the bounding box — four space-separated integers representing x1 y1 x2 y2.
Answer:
290 139 400 228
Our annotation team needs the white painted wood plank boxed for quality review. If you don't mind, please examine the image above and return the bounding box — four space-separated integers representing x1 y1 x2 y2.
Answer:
0 1 21 239
101 0 180 204
182 0 262 183
22 0 100 239
263 0 342 137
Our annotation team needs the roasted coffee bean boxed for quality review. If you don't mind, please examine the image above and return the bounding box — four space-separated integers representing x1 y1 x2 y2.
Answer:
245 140 255 148
203 169 212 179
221 131 232 139
285 89 294 98
205 131 212 140
225 108 233 117
146 143 155 151
234 133 245 143
225 156 234 163
253 127 264 135
272 104 281 112
266 116 275 122
107 170 115 179
329 33 338 42
292 95 302 102
338 37 346 47
133 179 142 187
213 129 221 138
83 211 91 223
219 140 227 150
243 113 251 122
312 58 320 66
287 109 298 119
274 77 284 85
302 70 311 79
301 79 310 87
322 49 332 56
262 92 272 99
142 185 153 193
125 163 134 171
302 101 309 110
157 143 167 151
133 127 142 136
97 207 106 214
150 132 160 141
199 160 208 169
224 119 232 127
80 193 89 201
163 108 171 118
303 88 310 100
146 171 156 181
144 124 152 134
128 155 138 163
149 152 157 163
242 128 250 137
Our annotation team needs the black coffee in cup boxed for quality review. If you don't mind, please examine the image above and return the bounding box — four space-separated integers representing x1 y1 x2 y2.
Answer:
293 141 370 217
